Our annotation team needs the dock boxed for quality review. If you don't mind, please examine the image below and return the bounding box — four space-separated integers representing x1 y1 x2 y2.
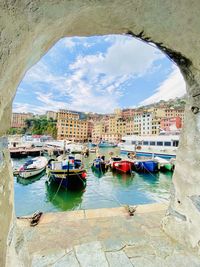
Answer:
16 203 200 266
9 147 44 158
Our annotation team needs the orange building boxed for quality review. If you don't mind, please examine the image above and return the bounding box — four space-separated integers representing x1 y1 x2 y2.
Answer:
160 117 182 132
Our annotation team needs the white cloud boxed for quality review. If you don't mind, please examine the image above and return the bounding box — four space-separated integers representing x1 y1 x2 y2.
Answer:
70 37 163 78
16 35 167 113
62 38 76 49
139 66 186 106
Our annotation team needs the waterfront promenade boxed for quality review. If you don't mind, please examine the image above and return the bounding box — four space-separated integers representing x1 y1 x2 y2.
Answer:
16 203 200 266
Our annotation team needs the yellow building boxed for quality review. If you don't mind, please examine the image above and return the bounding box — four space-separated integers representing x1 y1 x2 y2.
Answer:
108 116 127 135
164 107 185 124
11 113 33 128
151 116 161 135
126 120 134 135
92 121 105 143
57 110 88 142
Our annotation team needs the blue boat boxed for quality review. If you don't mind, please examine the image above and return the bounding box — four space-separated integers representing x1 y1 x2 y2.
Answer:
133 160 158 173
98 141 117 148
92 157 108 173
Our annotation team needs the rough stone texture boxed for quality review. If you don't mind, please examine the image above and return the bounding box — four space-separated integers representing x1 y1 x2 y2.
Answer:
0 138 14 266
1 0 200 264
75 241 109 267
15 206 200 267
106 251 133 267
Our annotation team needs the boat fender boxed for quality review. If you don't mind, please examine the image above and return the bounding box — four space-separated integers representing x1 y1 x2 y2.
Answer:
81 171 87 179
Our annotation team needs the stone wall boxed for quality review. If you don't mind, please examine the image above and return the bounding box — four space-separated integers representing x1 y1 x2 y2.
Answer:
0 0 200 265
0 138 14 266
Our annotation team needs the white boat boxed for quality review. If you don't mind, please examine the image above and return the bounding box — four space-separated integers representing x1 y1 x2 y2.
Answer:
18 156 48 178
154 156 173 171
118 135 179 159
45 141 85 154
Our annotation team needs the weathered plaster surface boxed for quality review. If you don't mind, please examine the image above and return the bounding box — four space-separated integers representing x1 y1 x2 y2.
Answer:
1 0 200 265
0 138 13 266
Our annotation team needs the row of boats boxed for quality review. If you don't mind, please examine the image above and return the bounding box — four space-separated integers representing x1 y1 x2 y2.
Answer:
13 150 175 192
92 155 175 174
13 155 87 191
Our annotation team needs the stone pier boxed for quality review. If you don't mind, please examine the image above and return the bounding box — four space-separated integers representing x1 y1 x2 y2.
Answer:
14 204 200 266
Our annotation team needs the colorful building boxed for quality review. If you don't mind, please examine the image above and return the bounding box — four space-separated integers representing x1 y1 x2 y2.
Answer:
57 110 88 142
160 117 182 132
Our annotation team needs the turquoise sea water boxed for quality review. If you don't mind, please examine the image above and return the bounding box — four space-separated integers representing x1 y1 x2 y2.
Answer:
13 148 173 216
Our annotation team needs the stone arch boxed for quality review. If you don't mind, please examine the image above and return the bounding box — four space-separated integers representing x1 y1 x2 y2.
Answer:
1 1 200 265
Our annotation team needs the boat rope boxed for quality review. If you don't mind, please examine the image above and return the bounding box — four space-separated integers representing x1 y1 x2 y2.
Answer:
135 161 158 179
50 175 67 202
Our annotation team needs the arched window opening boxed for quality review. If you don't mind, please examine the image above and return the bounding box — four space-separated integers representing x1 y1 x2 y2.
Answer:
9 35 186 217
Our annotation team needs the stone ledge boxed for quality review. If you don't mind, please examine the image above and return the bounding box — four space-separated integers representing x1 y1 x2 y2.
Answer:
17 203 167 227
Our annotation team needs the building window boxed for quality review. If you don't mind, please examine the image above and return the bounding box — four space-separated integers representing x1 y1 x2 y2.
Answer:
150 141 155 146
164 141 171 146
173 140 179 147
157 141 163 146
143 141 149 145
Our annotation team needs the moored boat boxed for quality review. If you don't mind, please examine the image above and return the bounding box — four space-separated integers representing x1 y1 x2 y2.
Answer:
133 159 158 173
17 156 48 178
119 135 179 159
98 141 117 148
112 160 133 173
92 156 108 173
154 156 173 171
109 156 122 169
47 155 87 191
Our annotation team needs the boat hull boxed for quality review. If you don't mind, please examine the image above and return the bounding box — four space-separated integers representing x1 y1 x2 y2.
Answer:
133 161 158 173
19 166 46 178
98 145 117 148
92 162 107 173
112 160 132 173
48 169 87 191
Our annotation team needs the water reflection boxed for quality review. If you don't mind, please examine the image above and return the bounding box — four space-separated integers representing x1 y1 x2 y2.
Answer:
112 171 135 187
45 180 84 210
16 170 46 186
91 168 106 178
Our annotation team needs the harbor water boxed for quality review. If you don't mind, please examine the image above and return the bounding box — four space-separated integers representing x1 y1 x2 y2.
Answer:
13 148 173 216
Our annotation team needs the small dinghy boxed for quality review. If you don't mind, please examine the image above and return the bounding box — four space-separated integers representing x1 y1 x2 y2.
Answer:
91 156 108 173
17 156 48 179
154 156 173 171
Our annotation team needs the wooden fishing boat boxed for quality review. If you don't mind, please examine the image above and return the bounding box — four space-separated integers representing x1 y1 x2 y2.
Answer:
91 157 108 173
112 160 133 173
47 155 87 191
109 156 122 169
17 156 48 178
133 159 158 173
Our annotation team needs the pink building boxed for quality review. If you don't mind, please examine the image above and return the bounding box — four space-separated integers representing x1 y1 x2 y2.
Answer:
160 117 182 131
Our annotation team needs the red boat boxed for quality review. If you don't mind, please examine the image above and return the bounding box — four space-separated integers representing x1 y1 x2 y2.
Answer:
112 160 133 173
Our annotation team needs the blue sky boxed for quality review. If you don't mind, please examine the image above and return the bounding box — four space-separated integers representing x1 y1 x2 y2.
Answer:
13 35 186 114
